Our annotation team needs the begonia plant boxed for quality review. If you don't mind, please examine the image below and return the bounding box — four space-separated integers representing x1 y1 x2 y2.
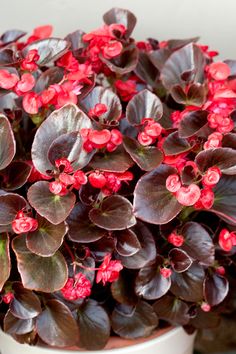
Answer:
0 7 236 350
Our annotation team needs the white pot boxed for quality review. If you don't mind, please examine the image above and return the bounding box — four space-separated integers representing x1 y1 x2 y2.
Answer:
0 327 196 354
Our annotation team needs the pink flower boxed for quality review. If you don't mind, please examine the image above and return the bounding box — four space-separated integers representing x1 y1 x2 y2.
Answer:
166 174 182 193
2 292 14 304
21 49 39 71
102 40 123 59
204 132 223 150
61 273 92 301
88 103 108 118
176 184 201 206
115 80 137 101
202 167 222 187
194 188 215 210
167 232 184 247
15 73 35 95
12 215 38 234
89 171 107 188
0 69 19 89
23 92 41 114
208 62 230 81
160 267 172 278
55 158 73 173
96 254 123 285
201 302 211 312
138 132 154 146
219 229 236 252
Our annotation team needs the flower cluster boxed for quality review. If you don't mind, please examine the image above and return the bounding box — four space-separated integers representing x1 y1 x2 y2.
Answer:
0 7 236 351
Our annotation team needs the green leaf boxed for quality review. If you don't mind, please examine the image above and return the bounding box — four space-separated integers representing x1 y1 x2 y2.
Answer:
0 114 16 170
134 165 183 224
89 195 135 231
123 136 163 171
27 181 76 225
26 215 67 256
36 299 78 347
0 233 10 290
77 299 110 350
12 235 68 292
111 301 158 339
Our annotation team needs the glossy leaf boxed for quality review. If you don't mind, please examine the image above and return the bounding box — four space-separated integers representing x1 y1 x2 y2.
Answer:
203 273 229 306
1 30 26 44
0 114 16 170
195 148 236 175
117 221 156 269
101 41 138 75
32 103 92 175
35 67 64 92
153 295 190 325
0 233 10 290
135 259 171 300
149 48 172 71
126 89 163 126
161 43 205 90
170 83 206 106
171 263 205 302
103 7 137 37
222 133 236 149
67 203 106 243
90 146 133 172
189 308 220 329
10 282 41 319
181 222 215 266
115 229 141 256
163 131 192 156
36 299 78 347
12 235 68 292
134 165 183 225
179 110 208 138
80 86 122 122
90 237 116 261
168 37 199 50
26 215 67 256
0 193 27 225
169 248 192 273
134 51 160 88
212 175 236 224
65 29 86 51
22 38 70 65
123 136 163 171
111 301 158 339
111 270 138 305
1 161 31 191
4 310 34 335
27 181 76 225
77 299 110 350
89 195 135 231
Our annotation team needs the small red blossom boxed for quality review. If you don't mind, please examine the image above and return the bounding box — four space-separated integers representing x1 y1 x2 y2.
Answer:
160 267 172 278
15 73 35 95
49 181 68 196
166 174 182 193
201 302 211 312
208 62 230 81
27 161 51 182
219 229 236 252
202 167 222 187
59 173 75 186
96 254 123 285
88 103 108 118
194 188 215 210
12 215 38 234
61 273 91 301
115 80 137 101
175 184 201 206
144 121 162 138
55 158 73 173
88 129 111 147
57 51 79 72
0 69 19 90
2 292 14 304
138 132 154 146
21 49 39 71
204 132 223 150
23 92 41 114
102 40 123 59
89 171 107 188
32 25 53 39
167 232 184 247
215 266 226 276
73 170 88 190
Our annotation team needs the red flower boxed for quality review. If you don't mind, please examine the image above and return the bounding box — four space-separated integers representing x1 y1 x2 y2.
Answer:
73 170 88 188
23 92 41 114
0 69 19 89
201 302 211 312
2 292 14 304
89 171 107 188
59 173 75 186
219 229 236 252
102 40 123 59
208 62 230 81
167 232 184 247
27 161 51 182
175 184 201 206
61 273 92 301
55 158 73 173
57 51 79 72
202 167 222 187
15 73 35 95
115 80 137 101
138 132 154 146
144 121 162 138
96 254 123 285
12 215 38 234
49 181 68 196
166 174 182 193
89 103 108 118
21 49 39 71
194 188 215 210
204 132 223 150
33 25 53 39
160 267 172 278
88 129 111 148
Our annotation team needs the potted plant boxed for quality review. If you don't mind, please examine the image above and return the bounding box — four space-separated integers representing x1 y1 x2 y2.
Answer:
0 6 235 354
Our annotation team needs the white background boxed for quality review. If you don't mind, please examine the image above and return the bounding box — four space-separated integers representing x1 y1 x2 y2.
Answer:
0 0 235 59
